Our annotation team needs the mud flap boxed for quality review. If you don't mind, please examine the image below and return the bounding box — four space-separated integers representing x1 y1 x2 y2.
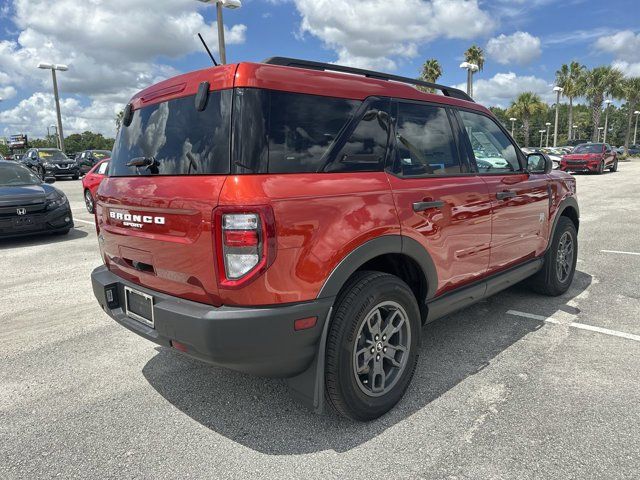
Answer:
286 307 333 414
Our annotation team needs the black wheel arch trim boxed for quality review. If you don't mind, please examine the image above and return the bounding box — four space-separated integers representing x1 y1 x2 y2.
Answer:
316 234 438 301
549 195 579 251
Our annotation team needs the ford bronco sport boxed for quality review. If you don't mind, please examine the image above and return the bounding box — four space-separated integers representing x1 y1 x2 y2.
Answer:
91 58 579 421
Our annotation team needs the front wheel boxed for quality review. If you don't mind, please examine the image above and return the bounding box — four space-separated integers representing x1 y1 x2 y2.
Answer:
325 271 420 421
529 216 578 296
609 159 618 172
596 160 604 174
84 189 95 214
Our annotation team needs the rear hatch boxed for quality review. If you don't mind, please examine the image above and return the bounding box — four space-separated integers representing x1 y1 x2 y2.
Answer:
96 66 236 306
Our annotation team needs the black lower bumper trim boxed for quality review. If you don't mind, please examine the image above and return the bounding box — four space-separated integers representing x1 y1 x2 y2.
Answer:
91 265 334 378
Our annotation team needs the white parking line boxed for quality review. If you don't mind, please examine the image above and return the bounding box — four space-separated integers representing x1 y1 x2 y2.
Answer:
601 249 640 256
507 310 640 343
74 218 95 226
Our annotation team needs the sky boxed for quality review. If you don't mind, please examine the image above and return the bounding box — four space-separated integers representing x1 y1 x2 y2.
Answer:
0 0 638 140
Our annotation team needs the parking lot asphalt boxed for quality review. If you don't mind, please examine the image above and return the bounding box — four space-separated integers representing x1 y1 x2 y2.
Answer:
2 163 640 479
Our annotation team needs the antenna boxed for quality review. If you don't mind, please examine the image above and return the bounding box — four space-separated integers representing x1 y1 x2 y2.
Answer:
198 33 219 66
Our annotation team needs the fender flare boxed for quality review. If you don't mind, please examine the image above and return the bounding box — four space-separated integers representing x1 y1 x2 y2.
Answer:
317 234 438 300
548 195 579 250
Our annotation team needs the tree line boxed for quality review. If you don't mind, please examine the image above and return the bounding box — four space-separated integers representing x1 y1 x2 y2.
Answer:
419 47 640 152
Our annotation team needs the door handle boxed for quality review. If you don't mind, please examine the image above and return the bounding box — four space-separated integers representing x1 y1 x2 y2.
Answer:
496 191 517 200
413 200 445 212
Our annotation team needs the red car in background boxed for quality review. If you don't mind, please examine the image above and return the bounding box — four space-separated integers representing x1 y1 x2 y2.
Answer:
82 159 109 213
559 143 618 174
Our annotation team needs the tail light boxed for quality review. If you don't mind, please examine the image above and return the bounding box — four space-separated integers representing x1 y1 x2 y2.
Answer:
214 206 276 288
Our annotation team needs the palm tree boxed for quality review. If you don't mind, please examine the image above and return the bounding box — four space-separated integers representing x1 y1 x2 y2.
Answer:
578 66 624 141
621 77 640 154
417 59 442 93
464 45 485 71
555 61 585 140
508 92 547 147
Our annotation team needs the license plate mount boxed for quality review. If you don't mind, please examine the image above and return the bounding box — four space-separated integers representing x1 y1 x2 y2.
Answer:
124 286 155 328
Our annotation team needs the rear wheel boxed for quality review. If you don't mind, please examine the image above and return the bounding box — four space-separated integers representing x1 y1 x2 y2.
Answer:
325 271 420 421
609 159 618 172
84 189 95 214
529 216 578 296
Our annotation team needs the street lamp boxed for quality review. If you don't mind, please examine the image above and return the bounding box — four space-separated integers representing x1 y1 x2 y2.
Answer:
603 99 612 143
633 111 640 145
509 117 517 137
539 129 545 148
597 126 604 143
38 62 68 151
459 62 479 98
552 86 563 147
545 122 551 147
197 0 242 65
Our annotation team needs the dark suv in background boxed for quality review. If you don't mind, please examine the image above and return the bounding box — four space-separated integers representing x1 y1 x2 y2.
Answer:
22 148 80 180
77 150 112 175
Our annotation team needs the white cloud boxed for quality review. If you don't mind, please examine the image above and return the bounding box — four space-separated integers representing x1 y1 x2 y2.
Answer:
454 72 553 108
486 32 541 66
0 0 246 136
293 0 495 70
0 92 121 138
595 30 640 78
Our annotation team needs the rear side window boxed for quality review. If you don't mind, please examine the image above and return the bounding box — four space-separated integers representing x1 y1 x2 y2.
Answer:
458 110 520 173
394 102 460 176
109 90 232 176
233 89 361 173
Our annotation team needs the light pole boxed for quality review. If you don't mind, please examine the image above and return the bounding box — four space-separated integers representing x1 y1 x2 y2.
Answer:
597 126 604 143
633 111 640 145
38 63 68 151
509 117 517 137
459 62 479 98
196 0 242 65
539 129 545 148
603 99 611 143
553 86 563 147
545 122 551 147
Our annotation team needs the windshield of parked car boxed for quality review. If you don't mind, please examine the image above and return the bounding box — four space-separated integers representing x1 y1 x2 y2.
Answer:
92 151 111 160
573 144 604 154
39 149 69 161
0 162 42 186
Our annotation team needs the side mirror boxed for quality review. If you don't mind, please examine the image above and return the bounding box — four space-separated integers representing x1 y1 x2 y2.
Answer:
527 153 551 174
44 176 56 184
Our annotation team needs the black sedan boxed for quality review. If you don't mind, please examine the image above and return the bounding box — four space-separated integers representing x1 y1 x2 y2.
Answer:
0 161 74 238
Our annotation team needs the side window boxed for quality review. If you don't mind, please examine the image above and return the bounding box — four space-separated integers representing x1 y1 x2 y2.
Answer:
394 102 461 176
458 110 521 173
324 99 391 173
97 162 109 175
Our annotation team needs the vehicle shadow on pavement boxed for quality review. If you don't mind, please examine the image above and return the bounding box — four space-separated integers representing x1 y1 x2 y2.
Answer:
0 228 88 250
142 270 592 455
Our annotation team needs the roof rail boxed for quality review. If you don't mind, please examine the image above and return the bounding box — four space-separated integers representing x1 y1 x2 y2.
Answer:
262 57 474 103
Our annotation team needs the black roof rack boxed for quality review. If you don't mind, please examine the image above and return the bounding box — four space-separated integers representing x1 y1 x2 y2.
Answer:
263 57 474 103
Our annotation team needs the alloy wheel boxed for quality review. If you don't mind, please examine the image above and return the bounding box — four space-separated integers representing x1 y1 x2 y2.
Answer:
84 190 94 213
556 231 574 283
352 301 411 397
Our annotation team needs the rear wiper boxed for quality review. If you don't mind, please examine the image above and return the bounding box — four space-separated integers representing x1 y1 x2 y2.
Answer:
127 156 159 174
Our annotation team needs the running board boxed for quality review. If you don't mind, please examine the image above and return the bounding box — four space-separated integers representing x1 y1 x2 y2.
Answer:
425 258 543 323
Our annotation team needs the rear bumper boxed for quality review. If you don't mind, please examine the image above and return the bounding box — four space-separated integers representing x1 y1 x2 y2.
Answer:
91 265 333 378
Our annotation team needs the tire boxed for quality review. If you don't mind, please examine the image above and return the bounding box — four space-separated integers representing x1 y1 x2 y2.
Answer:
609 159 618 172
72 174 79 180
596 160 604 174
84 189 95 214
529 216 578 296
325 271 420 421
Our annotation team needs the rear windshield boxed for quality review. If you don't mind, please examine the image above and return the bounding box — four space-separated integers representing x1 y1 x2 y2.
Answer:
109 90 232 176
573 144 604 154
233 89 361 173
